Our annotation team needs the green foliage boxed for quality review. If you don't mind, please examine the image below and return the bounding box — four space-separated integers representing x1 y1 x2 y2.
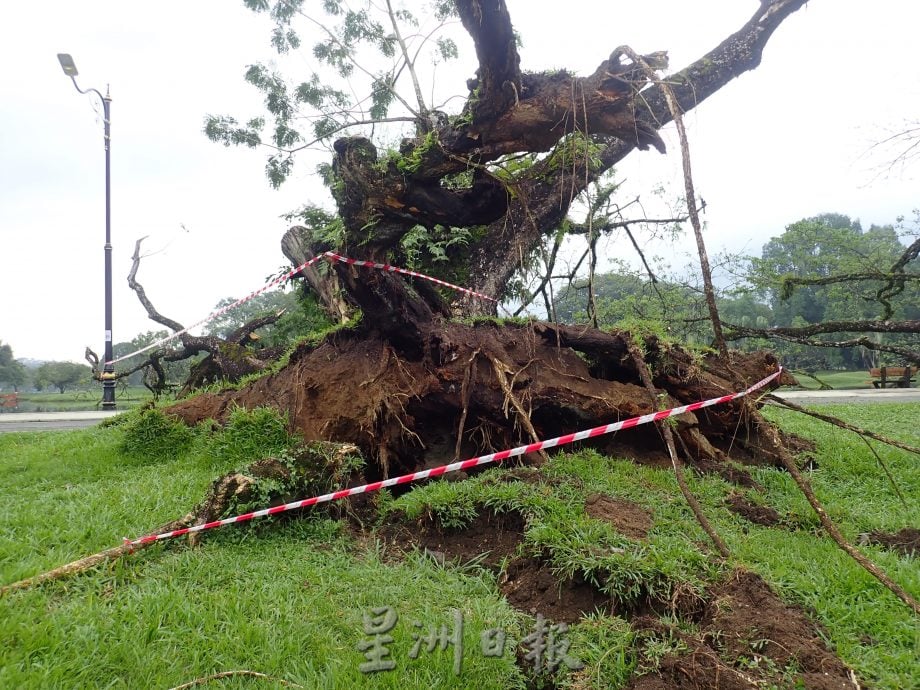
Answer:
394 130 439 175
209 1 466 187
541 132 604 178
203 114 264 148
32 361 91 394
400 224 472 268
747 212 918 369
490 152 538 185
119 409 196 460
207 405 300 468
0 340 27 391
283 201 346 249
226 442 365 516
205 286 332 348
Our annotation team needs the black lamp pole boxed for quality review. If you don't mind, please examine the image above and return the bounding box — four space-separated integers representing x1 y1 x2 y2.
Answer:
57 53 116 409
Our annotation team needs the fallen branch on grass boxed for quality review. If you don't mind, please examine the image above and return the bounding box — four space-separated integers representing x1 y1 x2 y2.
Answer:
755 419 920 616
766 395 920 456
628 341 731 558
168 670 304 690
0 515 194 596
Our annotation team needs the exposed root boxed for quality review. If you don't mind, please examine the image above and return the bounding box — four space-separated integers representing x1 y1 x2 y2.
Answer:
453 348 480 462
0 514 193 596
627 341 731 558
489 354 549 463
167 670 304 690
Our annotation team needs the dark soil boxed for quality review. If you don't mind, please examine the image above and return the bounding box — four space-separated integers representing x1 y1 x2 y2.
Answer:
370 499 856 687
859 527 920 558
628 570 856 690
725 492 783 527
165 323 789 486
695 457 762 489
499 556 610 624
378 508 525 568
584 494 653 539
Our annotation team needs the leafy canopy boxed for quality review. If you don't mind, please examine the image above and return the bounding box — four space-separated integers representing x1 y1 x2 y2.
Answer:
206 0 462 187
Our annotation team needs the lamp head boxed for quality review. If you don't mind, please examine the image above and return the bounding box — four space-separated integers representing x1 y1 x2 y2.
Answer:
57 53 78 77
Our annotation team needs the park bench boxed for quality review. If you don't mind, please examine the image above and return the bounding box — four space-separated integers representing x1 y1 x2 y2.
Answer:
867 366 917 389
0 392 19 412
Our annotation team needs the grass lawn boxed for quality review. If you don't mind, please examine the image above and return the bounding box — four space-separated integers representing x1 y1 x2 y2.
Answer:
783 370 875 390
14 387 153 413
0 403 917 688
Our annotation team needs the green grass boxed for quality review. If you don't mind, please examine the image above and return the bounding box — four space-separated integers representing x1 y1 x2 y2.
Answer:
14 386 153 412
784 369 875 390
0 404 918 688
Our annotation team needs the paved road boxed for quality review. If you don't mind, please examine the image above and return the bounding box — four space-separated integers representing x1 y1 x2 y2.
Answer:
0 411 123 433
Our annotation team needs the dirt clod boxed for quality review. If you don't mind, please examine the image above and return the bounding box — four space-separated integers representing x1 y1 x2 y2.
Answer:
584 494 653 539
726 492 783 527
499 556 609 624
859 527 920 558
628 569 856 690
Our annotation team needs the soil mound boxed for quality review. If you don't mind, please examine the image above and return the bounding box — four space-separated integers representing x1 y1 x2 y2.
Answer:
859 527 920 558
725 493 783 527
584 494 653 539
628 570 856 690
165 324 789 484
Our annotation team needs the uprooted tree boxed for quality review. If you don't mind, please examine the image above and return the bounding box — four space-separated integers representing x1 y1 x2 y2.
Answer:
54 0 920 614
185 0 812 461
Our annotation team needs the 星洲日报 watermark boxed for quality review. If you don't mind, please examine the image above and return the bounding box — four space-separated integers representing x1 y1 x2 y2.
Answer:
356 606 582 676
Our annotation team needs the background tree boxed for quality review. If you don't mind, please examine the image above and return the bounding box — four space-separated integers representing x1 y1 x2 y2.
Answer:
0 341 28 392
730 212 920 367
33 362 91 394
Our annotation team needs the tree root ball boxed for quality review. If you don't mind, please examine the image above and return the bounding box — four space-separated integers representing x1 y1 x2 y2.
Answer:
166 321 792 483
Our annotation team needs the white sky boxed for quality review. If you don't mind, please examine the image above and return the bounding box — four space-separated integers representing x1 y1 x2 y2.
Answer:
1 0 917 363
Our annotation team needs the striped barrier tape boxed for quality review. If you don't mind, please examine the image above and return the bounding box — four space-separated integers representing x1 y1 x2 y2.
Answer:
108 252 496 366
125 367 782 546
323 252 497 302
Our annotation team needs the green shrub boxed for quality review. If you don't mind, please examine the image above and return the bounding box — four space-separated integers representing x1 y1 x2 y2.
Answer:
207 405 300 467
119 409 195 460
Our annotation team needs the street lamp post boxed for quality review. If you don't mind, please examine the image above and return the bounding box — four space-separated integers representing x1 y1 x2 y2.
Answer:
57 53 116 410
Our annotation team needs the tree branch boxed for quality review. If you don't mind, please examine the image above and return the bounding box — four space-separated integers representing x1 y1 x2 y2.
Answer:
726 320 920 338
459 0 809 308
455 0 521 122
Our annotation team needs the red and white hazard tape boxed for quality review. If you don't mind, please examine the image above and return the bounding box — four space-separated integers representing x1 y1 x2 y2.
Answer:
108 252 496 366
323 252 497 302
125 367 781 546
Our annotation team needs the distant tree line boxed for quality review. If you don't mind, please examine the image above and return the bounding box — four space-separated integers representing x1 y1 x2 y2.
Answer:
556 212 919 372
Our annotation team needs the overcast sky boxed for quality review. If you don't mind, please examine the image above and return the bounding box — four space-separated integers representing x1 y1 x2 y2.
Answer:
1 0 917 363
